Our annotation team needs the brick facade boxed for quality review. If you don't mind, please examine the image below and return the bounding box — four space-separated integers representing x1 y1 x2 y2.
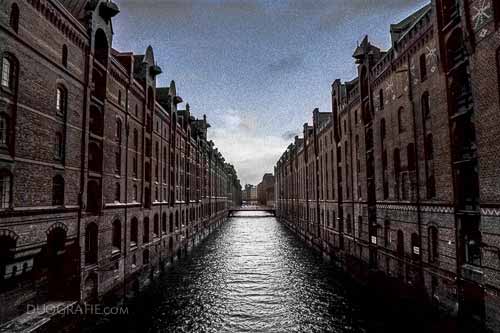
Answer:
0 0 241 324
276 2 500 330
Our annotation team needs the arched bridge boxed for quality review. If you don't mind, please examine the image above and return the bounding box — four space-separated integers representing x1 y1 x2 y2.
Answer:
228 206 276 217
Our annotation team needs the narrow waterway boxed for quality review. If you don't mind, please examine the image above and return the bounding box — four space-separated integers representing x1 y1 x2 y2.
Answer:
84 212 454 333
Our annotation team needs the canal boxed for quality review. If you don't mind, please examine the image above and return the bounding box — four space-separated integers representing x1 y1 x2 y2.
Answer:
84 212 455 333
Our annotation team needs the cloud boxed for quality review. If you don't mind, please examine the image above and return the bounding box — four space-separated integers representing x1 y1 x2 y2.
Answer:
208 109 290 185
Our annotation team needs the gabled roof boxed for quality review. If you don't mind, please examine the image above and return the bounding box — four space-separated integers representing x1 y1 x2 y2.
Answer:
390 4 432 44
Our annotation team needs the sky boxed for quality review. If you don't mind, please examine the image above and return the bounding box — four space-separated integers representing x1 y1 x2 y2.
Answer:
112 0 429 186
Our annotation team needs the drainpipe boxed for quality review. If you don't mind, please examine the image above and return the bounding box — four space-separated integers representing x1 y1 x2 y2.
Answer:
77 24 93 303
404 56 424 285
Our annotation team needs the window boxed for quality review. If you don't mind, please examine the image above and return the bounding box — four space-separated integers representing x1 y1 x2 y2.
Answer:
115 119 122 143
407 143 416 171
143 217 150 243
143 249 149 265
1 57 12 89
133 129 138 150
411 233 420 260
118 90 122 105
112 220 121 253
115 151 121 174
162 213 167 234
0 114 9 147
10 4 19 33
0 170 12 209
425 134 434 161
398 107 404 133
56 86 67 115
429 226 439 263
114 182 120 202
133 184 138 201
55 132 64 160
133 156 138 177
169 213 174 233
384 220 391 247
52 175 64 206
85 223 98 265
421 92 430 118
130 218 138 246
379 89 384 110
62 45 68 68
420 53 427 81
154 214 159 237
380 118 386 141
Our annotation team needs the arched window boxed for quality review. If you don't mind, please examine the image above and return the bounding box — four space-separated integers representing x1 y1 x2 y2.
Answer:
89 106 103 136
133 184 138 202
52 175 64 206
175 211 179 229
56 86 67 116
130 217 138 246
0 113 9 147
411 233 420 260
88 142 102 173
425 134 434 161
420 53 427 81
1 57 11 89
143 217 150 243
384 220 391 247
112 220 121 253
94 29 109 66
169 213 174 233
407 143 416 171
421 92 430 118
162 213 167 234
379 89 384 110
380 118 386 141
115 150 121 175
133 129 138 150
86 180 100 213
429 226 439 263
114 182 120 202
115 118 122 144
145 162 151 182
143 249 149 265
0 233 17 284
55 132 64 159
62 45 68 68
397 230 405 256
85 223 98 265
153 214 159 237
10 4 19 33
398 107 404 133
0 170 12 209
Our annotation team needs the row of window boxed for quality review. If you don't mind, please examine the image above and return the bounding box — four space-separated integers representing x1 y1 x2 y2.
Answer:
0 171 64 209
85 210 195 265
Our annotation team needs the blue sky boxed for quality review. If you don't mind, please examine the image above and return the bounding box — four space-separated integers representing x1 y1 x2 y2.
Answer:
112 0 429 185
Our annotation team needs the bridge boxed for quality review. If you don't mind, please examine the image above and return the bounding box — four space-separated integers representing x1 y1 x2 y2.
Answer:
228 206 276 217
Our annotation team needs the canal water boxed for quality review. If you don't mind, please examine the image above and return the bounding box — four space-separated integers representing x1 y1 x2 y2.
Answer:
84 212 456 333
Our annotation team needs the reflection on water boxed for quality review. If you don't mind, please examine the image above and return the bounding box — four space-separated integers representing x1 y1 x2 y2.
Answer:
85 212 452 333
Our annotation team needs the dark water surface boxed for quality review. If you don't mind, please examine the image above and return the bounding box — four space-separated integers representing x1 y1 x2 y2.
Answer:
84 212 455 333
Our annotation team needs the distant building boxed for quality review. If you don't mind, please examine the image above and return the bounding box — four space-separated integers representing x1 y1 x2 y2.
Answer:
243 184 257 203
257 174 275 207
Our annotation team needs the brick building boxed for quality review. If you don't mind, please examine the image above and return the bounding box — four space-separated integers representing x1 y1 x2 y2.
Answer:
276 1 500 330
257 173 275 207
0 0 241 324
